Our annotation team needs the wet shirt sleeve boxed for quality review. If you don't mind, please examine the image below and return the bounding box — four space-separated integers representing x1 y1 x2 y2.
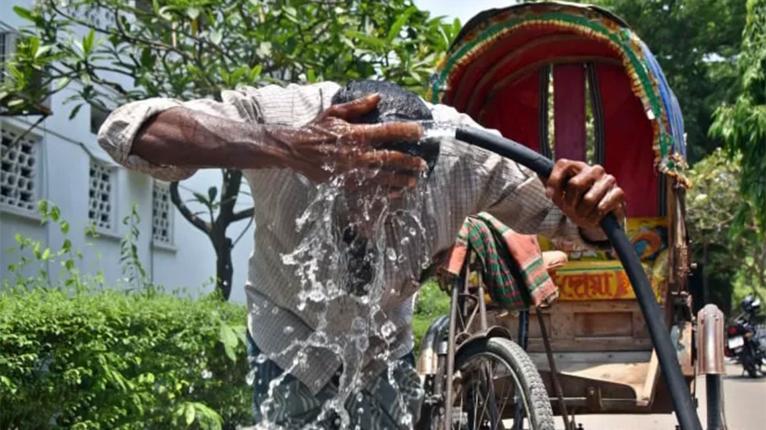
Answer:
97 96 251 181
97 83 340 181
430 103 598 247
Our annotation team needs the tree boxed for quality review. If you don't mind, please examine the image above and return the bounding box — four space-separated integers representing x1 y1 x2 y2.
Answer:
685 149 765 310
1 0 459 299
578 0 747 162
710 0 766 244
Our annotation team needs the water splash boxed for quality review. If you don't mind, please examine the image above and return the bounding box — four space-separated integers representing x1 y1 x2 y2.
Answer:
257 151 438 428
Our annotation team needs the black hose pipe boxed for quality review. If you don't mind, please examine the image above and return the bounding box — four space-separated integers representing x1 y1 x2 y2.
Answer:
455 126 702 430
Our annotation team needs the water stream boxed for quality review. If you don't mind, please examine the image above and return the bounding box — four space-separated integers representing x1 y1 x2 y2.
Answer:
251 122 459 429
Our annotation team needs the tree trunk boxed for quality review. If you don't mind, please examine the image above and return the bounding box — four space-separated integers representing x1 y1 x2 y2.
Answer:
214 235 234 300
169 170 252 301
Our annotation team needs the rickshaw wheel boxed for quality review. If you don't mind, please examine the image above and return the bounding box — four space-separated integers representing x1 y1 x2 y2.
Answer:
450 337 554 430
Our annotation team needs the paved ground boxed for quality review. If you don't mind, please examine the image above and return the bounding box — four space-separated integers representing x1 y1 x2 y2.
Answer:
554 364 766 430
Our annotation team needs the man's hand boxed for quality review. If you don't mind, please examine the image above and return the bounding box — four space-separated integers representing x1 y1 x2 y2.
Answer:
544 159 626 230
268 93 426 190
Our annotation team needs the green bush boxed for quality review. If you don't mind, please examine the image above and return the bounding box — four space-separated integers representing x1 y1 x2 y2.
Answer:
1 201 251 429
0 288 250 429
413 279 450 349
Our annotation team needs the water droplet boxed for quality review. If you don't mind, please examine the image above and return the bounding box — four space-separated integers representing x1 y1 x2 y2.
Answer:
356 392 364 403
283 326 294 335
356 336 369 352
400 236 410 246
386 248 396 261
271 307 279 315
381 321 396 338
351 317 366 333
307 288 325 302
256 354 268 364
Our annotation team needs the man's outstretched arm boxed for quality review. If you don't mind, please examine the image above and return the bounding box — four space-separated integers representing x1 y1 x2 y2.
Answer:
99 90 425 188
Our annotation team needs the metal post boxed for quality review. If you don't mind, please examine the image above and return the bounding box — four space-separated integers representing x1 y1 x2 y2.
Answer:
706 375 723 430
697 304 726 430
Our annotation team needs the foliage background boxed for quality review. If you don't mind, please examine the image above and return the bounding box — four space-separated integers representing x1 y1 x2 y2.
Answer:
1 202 250 429
0 288 249 430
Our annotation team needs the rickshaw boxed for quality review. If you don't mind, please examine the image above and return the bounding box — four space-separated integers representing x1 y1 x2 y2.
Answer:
416 2 724 430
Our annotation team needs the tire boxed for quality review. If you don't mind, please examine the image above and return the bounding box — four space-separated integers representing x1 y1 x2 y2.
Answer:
744 363 758 378
450 337 555 430
742 350 759 377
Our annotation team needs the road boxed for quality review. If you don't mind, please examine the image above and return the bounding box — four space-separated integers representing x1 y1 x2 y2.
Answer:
555 364 766 430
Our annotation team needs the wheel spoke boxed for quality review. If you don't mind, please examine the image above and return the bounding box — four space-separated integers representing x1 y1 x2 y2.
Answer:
448 342 551 430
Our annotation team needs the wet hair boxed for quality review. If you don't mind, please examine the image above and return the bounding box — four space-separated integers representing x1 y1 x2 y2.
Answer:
331 80 439 172
331 79 433 123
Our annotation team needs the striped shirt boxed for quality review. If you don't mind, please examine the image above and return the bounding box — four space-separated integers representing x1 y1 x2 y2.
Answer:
98 82 592 393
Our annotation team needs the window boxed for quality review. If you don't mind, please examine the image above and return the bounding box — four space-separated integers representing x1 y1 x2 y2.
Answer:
152 181 173 246
0 31 17 83
88 160 114 231
0 124 39 213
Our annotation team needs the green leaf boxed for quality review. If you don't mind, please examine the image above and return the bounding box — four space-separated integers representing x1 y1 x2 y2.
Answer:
7 99 25 108
82 30 96 56
35 45 52 59
387 7 417 43
157 6 174 21
184 403 196 426
345 30 386 50
68 103 83 120
248 64 262 82
192 192 208 205
218 323 238 362
139 48 155 68
256 42 272 57
209 29 223 45
50 206 61 222
13 6 34 22
187 7 201 20
55 77 72 90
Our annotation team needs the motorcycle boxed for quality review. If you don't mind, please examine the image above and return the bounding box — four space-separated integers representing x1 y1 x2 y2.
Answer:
725 296 766 377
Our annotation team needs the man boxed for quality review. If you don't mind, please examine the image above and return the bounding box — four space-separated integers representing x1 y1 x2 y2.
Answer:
98 80 623 428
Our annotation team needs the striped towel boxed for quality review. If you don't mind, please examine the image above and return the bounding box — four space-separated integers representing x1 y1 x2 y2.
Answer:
442 212 558 309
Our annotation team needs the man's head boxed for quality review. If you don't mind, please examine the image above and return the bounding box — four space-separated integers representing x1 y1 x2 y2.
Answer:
331 80 433 123
332 80 439 172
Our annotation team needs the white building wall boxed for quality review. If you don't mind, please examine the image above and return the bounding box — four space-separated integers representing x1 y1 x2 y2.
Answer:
0 1 254 303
